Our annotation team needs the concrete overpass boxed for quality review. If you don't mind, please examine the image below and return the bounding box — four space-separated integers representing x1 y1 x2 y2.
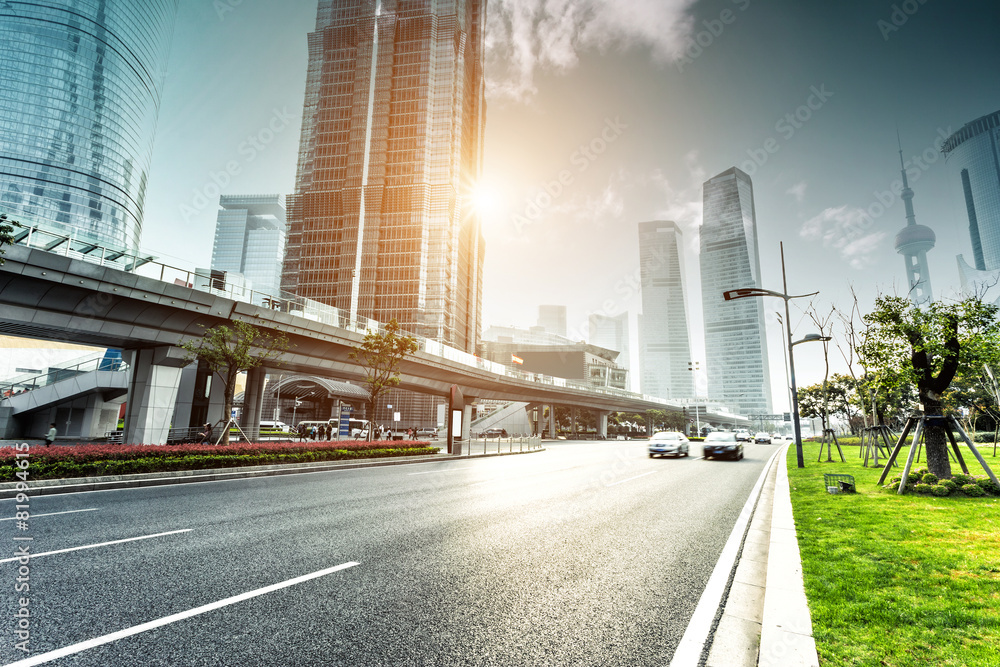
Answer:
0 233 749 442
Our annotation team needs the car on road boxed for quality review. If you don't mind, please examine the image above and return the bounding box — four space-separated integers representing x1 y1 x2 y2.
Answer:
735 430 753 442
648 431 690 458
703 431 744 460
416 428 439 438
482 428 507 437
755 433 772 444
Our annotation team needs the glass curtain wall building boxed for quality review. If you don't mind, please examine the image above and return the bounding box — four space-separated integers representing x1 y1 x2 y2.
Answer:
638 220 694 400
589 312 632 392
943 110 1000 271
700 168 772 416
211 195 288 301
281 0 487 355
0 1 178 254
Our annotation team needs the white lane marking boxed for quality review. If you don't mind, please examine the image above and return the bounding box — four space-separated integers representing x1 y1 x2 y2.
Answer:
408 467 475 475
0 508 97 521
0 529 192 563
604 470 658 487
1 561 360 667
668 446 784 667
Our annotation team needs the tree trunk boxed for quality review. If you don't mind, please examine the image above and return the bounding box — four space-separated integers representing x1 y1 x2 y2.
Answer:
921 398 952 479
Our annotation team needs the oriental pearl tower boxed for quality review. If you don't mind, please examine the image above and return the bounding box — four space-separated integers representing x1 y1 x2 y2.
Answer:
894 140 936 307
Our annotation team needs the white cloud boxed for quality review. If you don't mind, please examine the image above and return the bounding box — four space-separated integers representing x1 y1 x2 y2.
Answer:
485 0 697 101
800 206 886 269
786 181 807 203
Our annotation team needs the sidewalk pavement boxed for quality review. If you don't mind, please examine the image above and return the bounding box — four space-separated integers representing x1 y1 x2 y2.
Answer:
706 442 820 667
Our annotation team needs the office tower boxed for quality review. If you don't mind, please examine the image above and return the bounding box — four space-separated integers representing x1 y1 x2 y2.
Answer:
700 168 772 416
943 110 1000 271
538 305 568 338
212 195 287 300
892 142 935 306
589 312 633 392
0 2 178 254
638 221 694 400
282 0 486 355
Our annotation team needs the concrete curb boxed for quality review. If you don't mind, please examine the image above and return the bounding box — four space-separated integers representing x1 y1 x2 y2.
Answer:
0 447 546 498
758 443 820 667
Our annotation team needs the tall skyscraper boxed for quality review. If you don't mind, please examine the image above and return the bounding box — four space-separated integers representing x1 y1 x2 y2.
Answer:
892 141 935 307
538 305 568 338
700 168 772 416
211 195 287 301
637 221 694 400
943 109 1000 271
282 0 487 354
589 312 632 391
0 2 178 254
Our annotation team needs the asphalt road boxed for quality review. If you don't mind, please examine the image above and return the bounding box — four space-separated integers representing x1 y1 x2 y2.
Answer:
1 440 777 666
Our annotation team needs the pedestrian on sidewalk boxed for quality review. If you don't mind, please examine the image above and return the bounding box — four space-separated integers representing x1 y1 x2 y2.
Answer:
45 422 56 447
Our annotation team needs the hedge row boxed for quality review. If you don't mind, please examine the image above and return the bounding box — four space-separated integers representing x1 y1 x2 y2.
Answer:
1 442 439 480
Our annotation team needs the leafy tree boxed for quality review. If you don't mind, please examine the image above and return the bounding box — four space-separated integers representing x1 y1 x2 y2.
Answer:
349 319 418 439
859 295 1000 478
1 212 22 266
181 320 290 445
797 373 863 434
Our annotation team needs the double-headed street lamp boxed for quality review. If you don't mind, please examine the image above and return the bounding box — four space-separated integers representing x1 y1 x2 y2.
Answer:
722 242 827 468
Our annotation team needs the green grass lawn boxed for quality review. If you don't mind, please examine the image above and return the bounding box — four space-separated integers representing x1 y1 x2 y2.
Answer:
788 442 1000 667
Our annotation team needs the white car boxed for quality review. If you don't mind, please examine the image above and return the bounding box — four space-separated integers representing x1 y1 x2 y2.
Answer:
648 431 690 458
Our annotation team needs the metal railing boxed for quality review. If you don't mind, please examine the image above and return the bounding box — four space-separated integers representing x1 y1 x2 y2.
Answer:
1 355 128 398
9 226 752 420
461 435 543 456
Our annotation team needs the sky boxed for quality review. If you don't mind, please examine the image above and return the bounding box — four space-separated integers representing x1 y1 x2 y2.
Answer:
141 0 1000 412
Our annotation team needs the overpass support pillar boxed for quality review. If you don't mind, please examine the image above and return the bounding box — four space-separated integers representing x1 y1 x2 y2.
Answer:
242 366 266 440
547 405 556 439
462 399 476 442
597 411 610 439
570 406 577 439
122 347 188 445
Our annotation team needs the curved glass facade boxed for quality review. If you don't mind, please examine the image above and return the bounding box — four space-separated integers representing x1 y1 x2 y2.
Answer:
942 110 1000 271
0 0 178 253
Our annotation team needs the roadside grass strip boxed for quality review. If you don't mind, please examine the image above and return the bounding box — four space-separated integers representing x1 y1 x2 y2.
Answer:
1 562 360 667
0 529 192 563
789 443 1000 666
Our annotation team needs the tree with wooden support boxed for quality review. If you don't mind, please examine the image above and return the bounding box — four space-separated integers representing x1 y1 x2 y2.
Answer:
349 319 418 441
181 320 290 446
861 294 1000 486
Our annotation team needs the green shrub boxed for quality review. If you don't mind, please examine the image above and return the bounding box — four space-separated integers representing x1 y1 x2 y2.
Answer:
939 479 958 491
921 472 939 485
930 484 951 497
962 484 986 497
973 431 997 443
974 476 1000 495
883 481 901 492
914 483 933 494
952 473 975 486
915 468 929 477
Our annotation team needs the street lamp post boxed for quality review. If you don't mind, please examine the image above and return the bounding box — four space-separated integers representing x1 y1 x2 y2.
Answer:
722 242 824 468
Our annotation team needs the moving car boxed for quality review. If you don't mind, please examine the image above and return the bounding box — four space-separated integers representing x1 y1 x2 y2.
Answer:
648 431 690 458
755 433 772 444
703 431 744 460
735 431 753 442
416 428 439 438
